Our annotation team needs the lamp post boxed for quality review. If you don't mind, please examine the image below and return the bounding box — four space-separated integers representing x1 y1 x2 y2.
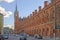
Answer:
48 0 56 40
54 1 56 40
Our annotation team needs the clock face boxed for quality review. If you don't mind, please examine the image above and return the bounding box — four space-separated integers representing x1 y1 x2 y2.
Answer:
16 14 17 16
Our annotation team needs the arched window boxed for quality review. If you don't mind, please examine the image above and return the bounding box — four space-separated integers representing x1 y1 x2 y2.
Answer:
39 29 41 32
47 28 49 31
46 28 49 36
42 29 45 36
43 29 45 32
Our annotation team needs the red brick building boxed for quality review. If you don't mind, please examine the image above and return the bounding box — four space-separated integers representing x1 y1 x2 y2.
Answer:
14 0 60 37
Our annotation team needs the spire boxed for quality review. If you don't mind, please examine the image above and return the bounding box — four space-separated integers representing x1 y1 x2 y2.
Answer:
15 1 18 12
16 3 17 11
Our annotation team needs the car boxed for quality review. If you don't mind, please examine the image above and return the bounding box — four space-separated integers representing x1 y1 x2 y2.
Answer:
20 33 27 40
0 34 4 40
29 34 34 37
34 34 43 39
3 34 9 39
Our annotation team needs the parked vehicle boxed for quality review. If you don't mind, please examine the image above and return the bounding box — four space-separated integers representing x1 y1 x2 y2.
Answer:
3 34 9 39
0 34 4 40
29 34 34 37
20 33 27 40
34 34 43 39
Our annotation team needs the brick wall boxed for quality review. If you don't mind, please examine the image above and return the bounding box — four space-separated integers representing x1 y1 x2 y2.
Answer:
14 0 60 37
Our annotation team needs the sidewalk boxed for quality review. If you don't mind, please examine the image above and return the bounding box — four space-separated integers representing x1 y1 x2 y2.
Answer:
43 36 60 40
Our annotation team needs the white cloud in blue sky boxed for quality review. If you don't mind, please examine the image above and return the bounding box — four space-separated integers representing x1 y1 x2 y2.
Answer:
0 0 14 28
0 0 14 3
4 24 14 29
4 11 12 18
0 6 12 18
0 0 14 18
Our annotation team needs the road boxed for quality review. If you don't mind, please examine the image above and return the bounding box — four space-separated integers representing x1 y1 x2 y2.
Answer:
4 35 40 40
4 34 60 40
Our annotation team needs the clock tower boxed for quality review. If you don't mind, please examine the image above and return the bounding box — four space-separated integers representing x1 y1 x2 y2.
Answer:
14 4 19 20
14 4 19 34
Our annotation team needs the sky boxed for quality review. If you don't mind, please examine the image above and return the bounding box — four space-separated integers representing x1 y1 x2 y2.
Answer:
0 0 50 29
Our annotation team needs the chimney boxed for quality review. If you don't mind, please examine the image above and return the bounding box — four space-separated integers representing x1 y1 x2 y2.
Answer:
35 10 37 13
51 0 53 3
34 10 37 14
51 0 55 3
28 16 29 18
32 12 35 16
44 1 48 7
30 14 32 17
38 6 41 11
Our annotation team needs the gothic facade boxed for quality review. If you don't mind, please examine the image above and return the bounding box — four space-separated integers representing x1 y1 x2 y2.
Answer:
14 0 60 37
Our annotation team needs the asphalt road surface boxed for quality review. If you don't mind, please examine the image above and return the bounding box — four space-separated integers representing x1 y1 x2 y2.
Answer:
4 34 60 40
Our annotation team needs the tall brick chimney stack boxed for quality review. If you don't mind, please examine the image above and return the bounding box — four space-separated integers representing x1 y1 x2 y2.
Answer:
38 6 41 11
30 14 32 17
33 12 35 16
28 16 29 19
35 10 37 13
51 0 55 3
44 1 48 7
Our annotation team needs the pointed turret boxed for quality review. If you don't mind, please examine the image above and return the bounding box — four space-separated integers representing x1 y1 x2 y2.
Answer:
14 2 20 34
14 2 19 22
14 3 19 18
15 3 18 12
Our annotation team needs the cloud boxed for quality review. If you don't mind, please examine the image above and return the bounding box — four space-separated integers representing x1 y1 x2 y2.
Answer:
5 0 14 3
4 25 14 29
4 25 11 27
4 11 12 18
0 0 14 3
0 0 3 2
0 6 12 18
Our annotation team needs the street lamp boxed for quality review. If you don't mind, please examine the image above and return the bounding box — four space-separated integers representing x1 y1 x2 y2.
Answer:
54 1 56 40
48 0 56 40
